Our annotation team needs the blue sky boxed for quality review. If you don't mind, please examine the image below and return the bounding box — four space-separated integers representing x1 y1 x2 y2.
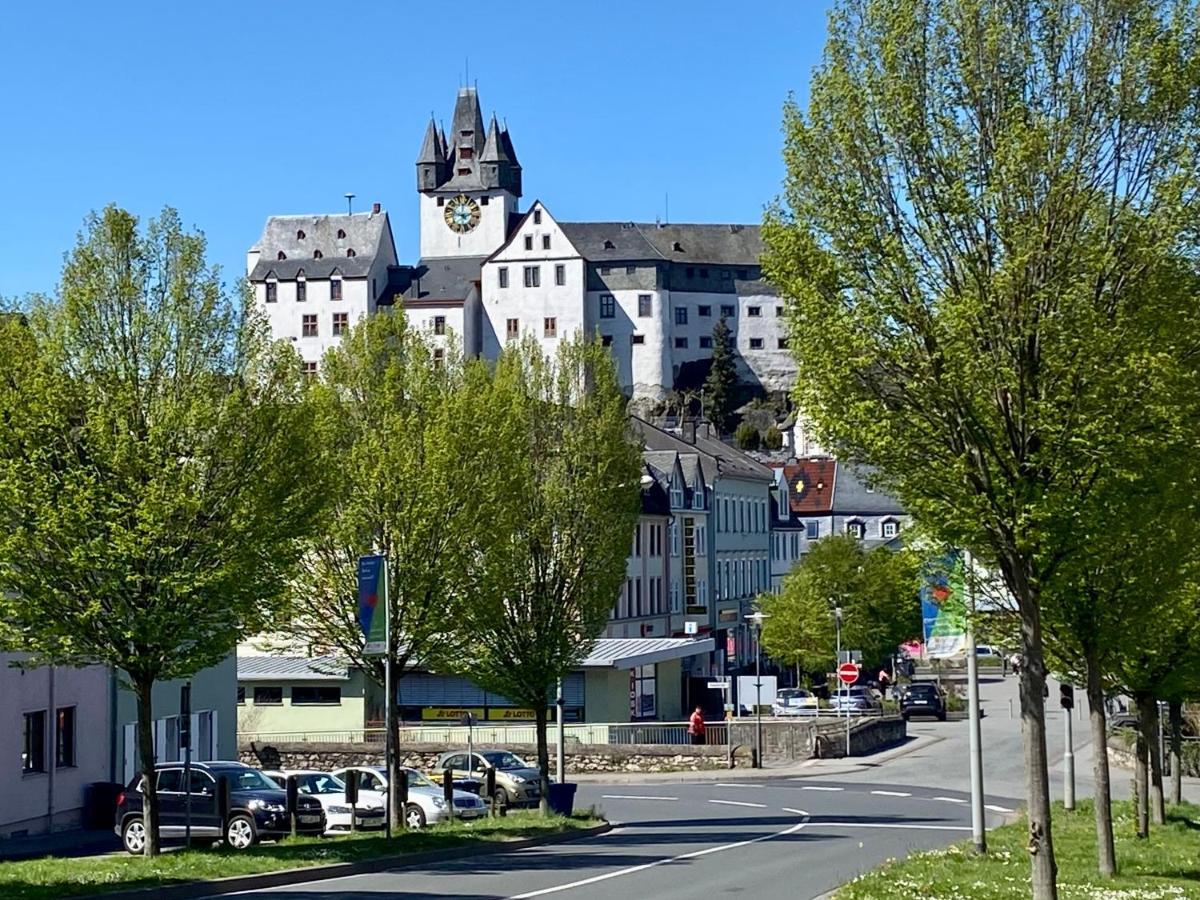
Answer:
0 0 832 299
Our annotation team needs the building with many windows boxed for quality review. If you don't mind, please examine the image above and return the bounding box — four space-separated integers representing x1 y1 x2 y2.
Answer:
247 86 795 398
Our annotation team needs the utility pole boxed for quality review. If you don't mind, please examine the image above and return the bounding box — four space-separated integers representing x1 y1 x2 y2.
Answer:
833 603 846 754
964 550 986 854
745 611 768 768
556 679 566 784
1061 683 1076 810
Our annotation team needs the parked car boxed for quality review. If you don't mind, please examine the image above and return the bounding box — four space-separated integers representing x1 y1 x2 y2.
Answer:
828 686 883 713
115 761 325 854
976 645 1002 659
772 688 819 716
331 765 487 829
899 682 948 721
434 750 548 810
262 769 385 835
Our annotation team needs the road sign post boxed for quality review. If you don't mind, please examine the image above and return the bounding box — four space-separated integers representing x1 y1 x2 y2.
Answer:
837 662 859 757
358 554 390 835
706 677 732 767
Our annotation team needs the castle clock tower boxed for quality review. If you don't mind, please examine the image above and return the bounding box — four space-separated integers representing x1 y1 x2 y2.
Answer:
416 87 522 260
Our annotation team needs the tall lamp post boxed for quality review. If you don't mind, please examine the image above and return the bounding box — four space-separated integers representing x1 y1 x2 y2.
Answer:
833 604 847 756
745 611 769 768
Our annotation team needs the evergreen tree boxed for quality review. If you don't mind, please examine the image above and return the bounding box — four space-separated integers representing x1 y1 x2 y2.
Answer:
703 316 737 433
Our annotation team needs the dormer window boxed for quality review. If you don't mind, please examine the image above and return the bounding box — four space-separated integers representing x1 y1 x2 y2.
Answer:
672 241 683 252
670 478 684 508
692 486 704 509
882 519 900 538
296 230 306 240
459 147 474 159
846 519 865 540
265 281 277 303
337 229 346 239
314 249 323 259
346 248 356 257
603 239 615 250
277 251 287 261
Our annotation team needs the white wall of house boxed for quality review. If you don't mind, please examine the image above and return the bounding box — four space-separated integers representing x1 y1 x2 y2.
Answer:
254 274 372 373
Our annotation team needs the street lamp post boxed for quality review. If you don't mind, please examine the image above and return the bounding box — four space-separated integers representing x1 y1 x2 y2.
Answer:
745 611 769 769
833 603 847 756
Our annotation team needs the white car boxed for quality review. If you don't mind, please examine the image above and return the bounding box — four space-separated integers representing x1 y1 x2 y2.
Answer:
331 765 488 829
772 688 819 716
262 769 385 835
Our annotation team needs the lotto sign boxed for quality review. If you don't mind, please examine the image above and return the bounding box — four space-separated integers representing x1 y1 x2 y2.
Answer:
358 555 388 655
837 662 860 685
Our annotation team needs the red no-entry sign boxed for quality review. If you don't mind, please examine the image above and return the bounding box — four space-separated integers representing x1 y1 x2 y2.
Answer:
837 662 860 685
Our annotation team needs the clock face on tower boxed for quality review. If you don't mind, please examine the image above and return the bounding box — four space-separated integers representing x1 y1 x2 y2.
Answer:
443 194 481 233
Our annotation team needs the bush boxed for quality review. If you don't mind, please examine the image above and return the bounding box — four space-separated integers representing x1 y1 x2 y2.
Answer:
735 422 761 450
764 425 783 450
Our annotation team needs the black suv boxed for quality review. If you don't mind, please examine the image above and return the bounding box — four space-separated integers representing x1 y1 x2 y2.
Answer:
115 761 325 853
899 683 947 721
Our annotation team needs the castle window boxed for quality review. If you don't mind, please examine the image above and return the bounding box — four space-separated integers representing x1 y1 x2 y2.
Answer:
313 250 323 259
480 196 489 205
638 294 652 318
700 336 713 349
302 361 318 379
436 198 445 207
347 248 356 257
749 338 764 349
337 228 346 238
555 264 565 286
434 316 446 335
499 267 509 288
333 312 349 335
266 282 277 303
459 147 474 159
534 210 542 225
603 239 615 250
330 279 343 301
600 294 615 319
302 314 318 337
778 338 788 350
543 235 552 250
672 241 683 252
675 307 688 325
631 334 645 345
506 318 519 340
296 230 305 240
698 305 711 317
674 337 688 349
544 317 557 338
776 305 784 316
626 265 636 275
296 280 307 302
524 235 533 251
458 168 471 176
433 348 445 368
277 251 287 261
523 265 540 288
748 306 761 317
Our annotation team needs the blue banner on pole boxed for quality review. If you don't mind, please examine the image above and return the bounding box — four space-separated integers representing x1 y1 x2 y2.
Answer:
358 554 387 655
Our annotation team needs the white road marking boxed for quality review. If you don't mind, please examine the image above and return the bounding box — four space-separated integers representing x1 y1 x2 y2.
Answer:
715 782 764 788
813 821 972 832
933 796 968 804
708 799 768 809
781 807 810 816
600 795 678 801
799 785 844 791
985 804 1015 813
870 790 912 797
508 817 810 899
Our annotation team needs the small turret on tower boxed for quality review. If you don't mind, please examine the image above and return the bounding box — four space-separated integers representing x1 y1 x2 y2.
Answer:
416 118 447 191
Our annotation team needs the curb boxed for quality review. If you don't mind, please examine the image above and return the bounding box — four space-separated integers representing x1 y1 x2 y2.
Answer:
81 821 613 900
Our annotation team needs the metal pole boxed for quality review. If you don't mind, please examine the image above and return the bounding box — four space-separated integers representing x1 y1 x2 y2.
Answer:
383 555 393 839
556 679 566 784
965 550 986 853
754 627 763 769
181 682 192 849
1064 703 1075 811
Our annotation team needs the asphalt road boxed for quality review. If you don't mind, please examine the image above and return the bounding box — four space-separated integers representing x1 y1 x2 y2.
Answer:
214 779 1021 900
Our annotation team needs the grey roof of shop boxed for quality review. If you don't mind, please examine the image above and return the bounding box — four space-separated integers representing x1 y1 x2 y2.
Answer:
582 638 715 670
237 655 350 682
249 212 391 281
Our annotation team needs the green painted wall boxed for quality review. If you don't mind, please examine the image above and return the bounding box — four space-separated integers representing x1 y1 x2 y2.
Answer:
657 659 683 720
584 659 684 722
237 670 367 736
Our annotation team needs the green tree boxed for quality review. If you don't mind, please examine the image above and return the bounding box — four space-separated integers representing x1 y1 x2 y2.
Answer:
761 534 919 679
462 336 641 813
0 207 323 855
280 311 479 829
763 425 783 451
734 422 761 451
763 3 1200 894
703 316 737 433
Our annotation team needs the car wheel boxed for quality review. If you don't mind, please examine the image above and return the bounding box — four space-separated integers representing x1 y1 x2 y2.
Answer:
938 710 947 722
405 803 427 829
225 813 258 850
901 712 909 721
122 817 146 855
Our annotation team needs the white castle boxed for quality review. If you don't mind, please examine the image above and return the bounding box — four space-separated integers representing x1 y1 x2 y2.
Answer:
247 87 795 400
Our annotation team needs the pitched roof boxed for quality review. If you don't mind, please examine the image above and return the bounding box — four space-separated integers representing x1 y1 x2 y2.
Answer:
768 458 837 515
556 222 764 266
831 463 906 515
237 655 349 682
384 256 486 304
249 212 391 281
632 418 774 484
417 118 445 164
581 637 714 669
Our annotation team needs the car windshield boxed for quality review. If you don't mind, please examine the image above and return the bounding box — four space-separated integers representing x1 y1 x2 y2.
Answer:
295 773 344 795
226 769 278 791
777 690 808 701
403 768 437 789
481 751 527 770
906 684 938 695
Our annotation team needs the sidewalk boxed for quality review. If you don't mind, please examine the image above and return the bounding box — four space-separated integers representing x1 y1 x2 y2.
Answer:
0 827 119 862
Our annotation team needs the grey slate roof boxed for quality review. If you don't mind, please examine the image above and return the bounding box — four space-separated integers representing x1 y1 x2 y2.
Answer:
632 418 774 485
249 212 391 281
399 256 486 303
237 655 349 682
830 463 906 515
558 222 764 265
417 119 445 164
582 637 714 669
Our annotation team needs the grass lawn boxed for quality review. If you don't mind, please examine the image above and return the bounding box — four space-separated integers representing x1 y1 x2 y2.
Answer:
836 799 1200 899
0 812 600 900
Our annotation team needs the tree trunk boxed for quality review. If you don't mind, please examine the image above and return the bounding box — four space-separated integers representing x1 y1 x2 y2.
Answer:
134 676 160 857
387 655 403 833
1016 594 1058 900
1168 700 1183 806
534 704 551 815
1141 697 1165 826
1084 649 1116 877
1133 697 1149 839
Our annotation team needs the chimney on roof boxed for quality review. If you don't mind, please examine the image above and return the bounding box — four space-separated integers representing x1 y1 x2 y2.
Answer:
681 420 696 444
372 202 381 214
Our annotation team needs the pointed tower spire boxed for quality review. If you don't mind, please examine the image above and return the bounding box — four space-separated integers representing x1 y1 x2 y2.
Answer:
438 124 448 158
449 86 486 154
415 117 448 192
480 115 509 163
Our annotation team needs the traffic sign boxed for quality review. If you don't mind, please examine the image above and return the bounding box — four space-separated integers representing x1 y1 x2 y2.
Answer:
707 681 730 690
837 662 860 685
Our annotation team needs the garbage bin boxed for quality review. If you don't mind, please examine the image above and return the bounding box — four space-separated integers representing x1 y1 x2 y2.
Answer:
546 783 577 816
84 782 124 829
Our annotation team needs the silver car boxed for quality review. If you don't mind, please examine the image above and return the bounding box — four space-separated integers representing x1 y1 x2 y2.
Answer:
331 765 487 829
